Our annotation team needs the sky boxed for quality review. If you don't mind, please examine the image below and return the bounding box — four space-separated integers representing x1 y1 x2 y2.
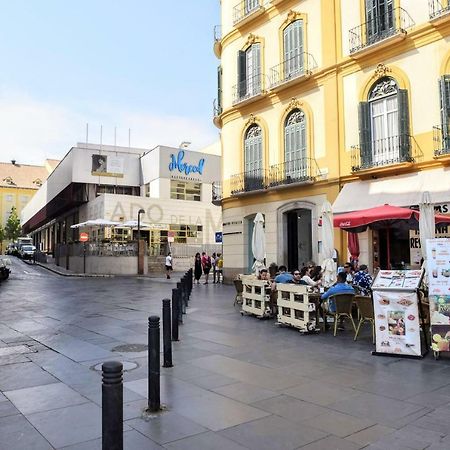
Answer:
0 0 221 165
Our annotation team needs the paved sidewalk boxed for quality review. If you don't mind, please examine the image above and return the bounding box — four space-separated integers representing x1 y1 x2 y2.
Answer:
1 261 450 449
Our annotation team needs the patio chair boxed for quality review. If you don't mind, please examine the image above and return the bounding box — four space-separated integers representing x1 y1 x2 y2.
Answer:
233 279 244 306
326 293 356 336
354 295 375 344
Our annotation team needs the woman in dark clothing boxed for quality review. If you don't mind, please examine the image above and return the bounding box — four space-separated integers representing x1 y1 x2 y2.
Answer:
194 252 202 284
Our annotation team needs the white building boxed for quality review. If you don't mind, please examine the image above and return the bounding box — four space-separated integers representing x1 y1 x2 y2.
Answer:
22 142 222 258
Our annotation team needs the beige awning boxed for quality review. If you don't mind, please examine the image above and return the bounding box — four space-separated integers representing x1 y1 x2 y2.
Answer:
333 167 450 213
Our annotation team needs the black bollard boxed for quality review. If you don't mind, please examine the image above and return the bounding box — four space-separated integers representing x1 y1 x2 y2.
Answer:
148 316 160 412
181 276 188 307
102 361 123 450
177 282 186 316
162 299 173 368
171 288 179 341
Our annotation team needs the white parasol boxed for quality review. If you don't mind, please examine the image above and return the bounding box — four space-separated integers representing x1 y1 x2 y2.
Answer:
251 212 265 274
116 220 152 229
320 201 337 287
419 191 435 262
70 219 122 229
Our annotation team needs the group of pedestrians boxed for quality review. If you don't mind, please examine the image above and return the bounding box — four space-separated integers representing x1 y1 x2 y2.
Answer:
194 251 223 284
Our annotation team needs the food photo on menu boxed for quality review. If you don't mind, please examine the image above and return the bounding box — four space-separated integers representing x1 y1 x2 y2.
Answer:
431 325 450 353
430 296 450 324
388 311 406 336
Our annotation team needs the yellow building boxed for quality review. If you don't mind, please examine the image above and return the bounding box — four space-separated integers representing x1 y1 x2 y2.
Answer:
0 159 58 245
214 0 450 278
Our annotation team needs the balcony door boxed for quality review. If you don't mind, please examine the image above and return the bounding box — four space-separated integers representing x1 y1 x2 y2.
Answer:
365 0 395 44
369 79 399 165
245 0 259 15
284 109 306 180
283 20 304 79
238 44 261 100
244 124 263 190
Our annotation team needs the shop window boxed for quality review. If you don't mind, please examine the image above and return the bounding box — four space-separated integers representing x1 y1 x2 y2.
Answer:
170 181 201 201
358 77 410 168
144 183 151 197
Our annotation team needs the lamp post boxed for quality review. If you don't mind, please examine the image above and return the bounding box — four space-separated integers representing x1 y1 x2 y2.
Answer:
137 209 145 275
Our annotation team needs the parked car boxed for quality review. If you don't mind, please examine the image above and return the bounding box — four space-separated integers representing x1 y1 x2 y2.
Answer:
5 243 18 256
19 245 36 260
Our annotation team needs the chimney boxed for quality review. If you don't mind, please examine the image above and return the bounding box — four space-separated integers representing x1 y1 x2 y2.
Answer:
11 160 16 165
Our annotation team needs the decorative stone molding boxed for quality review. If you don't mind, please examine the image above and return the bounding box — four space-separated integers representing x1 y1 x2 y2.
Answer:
244 114 258 128
372 63 392 80
287 97 303 112
245 33 260 47
283 10 302 26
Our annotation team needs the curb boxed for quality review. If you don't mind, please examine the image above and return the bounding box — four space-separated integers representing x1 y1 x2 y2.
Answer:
31 261 114 278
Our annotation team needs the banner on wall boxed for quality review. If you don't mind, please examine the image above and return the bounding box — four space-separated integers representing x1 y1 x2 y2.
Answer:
425 238 450 355
91 154 124 177
372 269 424 357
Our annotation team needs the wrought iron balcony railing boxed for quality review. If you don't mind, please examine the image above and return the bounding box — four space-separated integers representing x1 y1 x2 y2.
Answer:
232 73 264 105
233 0 266 26
212 181 222 205
429 0 450 19
433 125 450 157
351 134 420 172
349 7 414 54
214 25 222 42
268 53 317 90
231 168 268 195
267 157 320 187
213 98 222 117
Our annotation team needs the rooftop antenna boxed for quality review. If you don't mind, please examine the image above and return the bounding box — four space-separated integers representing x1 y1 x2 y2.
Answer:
128 128 131 148
100 125 103 153
114 126 117 148
86 123 89 149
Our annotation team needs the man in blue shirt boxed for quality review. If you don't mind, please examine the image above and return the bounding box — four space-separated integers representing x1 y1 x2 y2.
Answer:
274 265 294 284
353 264 373 295
321 271 355 313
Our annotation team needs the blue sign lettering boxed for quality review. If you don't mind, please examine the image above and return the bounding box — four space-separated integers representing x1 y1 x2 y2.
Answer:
169 150 205 176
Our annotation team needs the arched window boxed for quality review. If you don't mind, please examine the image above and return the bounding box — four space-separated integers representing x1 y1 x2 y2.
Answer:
244 124 264 190
284 109 306 177
358 76 410 168
283 20 304 78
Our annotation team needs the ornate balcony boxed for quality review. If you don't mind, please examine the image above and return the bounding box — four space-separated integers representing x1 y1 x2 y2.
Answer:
233 0 266 27
267 157 320 188
213 25 222 58
351 134 421 174
268 53 317 91
429 0 450 20
230 169 268 195
433 125 450 157
349 7 414 55
212 181 222 206
232 73 265 106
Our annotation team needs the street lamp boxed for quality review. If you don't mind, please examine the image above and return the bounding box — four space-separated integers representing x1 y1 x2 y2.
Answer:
137 209 145 275
137 209 145 242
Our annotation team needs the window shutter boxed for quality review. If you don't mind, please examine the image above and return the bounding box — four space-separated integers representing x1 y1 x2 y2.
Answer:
358 102 372 168
217 65 223 114
237 51 247 98
253 44 261 91
439 75 450 151
397 89 411 161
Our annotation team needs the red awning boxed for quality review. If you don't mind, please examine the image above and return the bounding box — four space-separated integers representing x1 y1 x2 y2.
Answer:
334 204 450 232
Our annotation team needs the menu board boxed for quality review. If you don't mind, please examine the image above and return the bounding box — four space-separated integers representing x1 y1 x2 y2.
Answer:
372 270 423 290
426 238 450 354
373 290 421 357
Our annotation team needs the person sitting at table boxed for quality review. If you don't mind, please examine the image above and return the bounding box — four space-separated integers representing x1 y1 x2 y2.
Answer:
353 264 373 296
310 265 323 283
321 271 355 313
258 268 271 281
342 262 355 284
292 269 307 285
301 266 321 287
274 265 293 284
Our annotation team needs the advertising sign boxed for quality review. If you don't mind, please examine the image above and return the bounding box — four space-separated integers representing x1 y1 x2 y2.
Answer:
426 238 450 355
91 154 124 178
373 290 421 357
372 270 423 290
215 232 223 243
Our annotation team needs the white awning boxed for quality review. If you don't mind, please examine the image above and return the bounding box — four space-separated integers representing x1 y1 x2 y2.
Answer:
333 167 450 213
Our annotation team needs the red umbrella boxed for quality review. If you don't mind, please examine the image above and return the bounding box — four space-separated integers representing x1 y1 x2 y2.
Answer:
348 232 360 266
334 204 450 269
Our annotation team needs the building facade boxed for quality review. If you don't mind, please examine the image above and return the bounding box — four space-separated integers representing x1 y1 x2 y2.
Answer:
0 159 57 245
21 143 222 255
214 0 450 278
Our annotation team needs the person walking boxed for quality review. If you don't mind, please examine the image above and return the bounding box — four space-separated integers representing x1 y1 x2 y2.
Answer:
211 252 218 283
165 252 173 279
201 251 212 284
194 252 202 284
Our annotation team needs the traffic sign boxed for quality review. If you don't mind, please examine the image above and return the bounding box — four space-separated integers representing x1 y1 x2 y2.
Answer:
215 232 223 243
79 232 89 242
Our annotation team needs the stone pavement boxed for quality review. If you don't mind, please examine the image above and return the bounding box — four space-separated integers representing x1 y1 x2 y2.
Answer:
1 257 450 449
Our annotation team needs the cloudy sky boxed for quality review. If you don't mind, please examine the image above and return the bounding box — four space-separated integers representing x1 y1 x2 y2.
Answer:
0 0 220 164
